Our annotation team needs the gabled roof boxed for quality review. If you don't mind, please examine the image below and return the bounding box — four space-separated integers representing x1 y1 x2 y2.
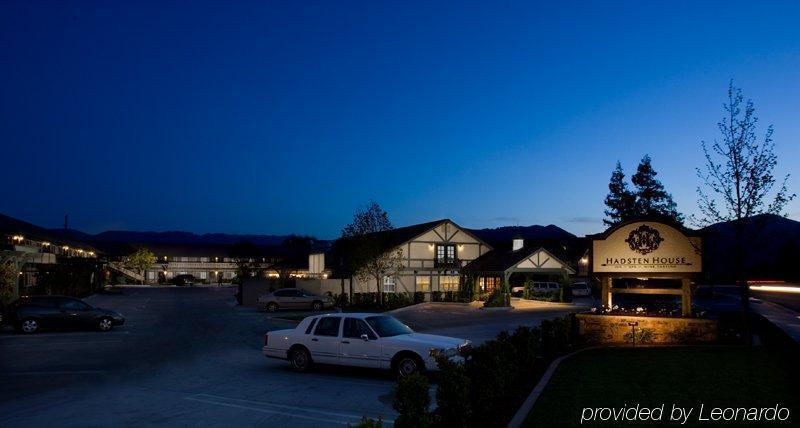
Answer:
341 219 491 251
463 243 575 274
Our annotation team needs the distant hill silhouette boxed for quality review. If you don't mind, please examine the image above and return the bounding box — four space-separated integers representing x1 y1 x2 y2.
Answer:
35 214 800 282
702 214 800 282
54 229 292 247
468 224 577 248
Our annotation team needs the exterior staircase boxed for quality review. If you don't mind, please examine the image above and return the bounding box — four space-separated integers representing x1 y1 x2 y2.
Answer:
108 261 145 283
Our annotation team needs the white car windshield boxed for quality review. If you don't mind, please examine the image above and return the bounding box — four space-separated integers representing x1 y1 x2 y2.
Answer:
365 316 414 337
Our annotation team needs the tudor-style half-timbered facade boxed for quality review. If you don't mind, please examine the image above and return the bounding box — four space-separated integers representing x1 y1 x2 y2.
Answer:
463 237 575 293
347 219 493 295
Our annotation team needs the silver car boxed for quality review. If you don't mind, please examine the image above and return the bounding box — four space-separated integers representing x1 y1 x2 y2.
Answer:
258 288 334 312
571 282 591 297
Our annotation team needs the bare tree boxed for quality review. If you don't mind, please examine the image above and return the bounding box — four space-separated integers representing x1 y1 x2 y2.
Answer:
693 82 795 343
341 201 403 305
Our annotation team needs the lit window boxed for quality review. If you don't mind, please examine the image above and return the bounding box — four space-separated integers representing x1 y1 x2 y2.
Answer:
415 276 430 292
436 244 456 263
441 276 460 291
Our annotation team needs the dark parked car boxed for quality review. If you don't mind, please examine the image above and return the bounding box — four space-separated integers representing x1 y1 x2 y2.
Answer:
172 274 196 286
7 296 125 334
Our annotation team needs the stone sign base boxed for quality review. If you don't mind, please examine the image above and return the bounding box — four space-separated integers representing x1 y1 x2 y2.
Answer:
576 313 718 344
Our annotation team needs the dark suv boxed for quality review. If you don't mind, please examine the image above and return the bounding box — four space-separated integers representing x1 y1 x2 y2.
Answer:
171 274 196 286
7 296 125 334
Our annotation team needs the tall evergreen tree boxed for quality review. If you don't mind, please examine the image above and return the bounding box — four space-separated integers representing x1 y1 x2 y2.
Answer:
603 162 636 226
631 155 684 223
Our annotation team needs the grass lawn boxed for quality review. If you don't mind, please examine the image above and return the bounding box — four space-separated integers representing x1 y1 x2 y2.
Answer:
525 346 800 427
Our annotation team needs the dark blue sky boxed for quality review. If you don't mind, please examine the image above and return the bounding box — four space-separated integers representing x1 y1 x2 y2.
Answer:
2 1 799 238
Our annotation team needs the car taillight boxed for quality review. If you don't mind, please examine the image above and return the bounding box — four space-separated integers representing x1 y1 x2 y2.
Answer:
264 334 269 347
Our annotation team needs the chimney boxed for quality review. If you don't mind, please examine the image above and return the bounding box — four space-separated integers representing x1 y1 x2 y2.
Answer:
512 236 524 251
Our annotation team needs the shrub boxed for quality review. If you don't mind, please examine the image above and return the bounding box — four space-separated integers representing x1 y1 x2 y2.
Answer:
434 358 471 427
392 373 431 428
483 290 510 307
413 291 426 304
463 277 475 300
431 291 442 302
522 280 534 300
559 277 573 303
472 291 490 302
334 292 349 307
624 327 654 344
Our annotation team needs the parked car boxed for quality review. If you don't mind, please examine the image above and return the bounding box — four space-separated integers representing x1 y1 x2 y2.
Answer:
258 288 334 312
532 282 561 295
571 282 591 297
263 313 470 377
511 281 562 294
172 274 196 286
7 296 125 334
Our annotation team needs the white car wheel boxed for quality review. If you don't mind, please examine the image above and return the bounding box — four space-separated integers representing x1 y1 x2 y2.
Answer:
396 356 421 378
290 348 312 372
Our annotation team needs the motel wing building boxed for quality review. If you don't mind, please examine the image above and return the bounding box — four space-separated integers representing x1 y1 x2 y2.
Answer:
332 219 493 294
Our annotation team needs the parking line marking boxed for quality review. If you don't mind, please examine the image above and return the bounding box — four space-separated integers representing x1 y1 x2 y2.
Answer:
0 340 123 347
0 331 130 339
185 393 394 425
0 370 107 376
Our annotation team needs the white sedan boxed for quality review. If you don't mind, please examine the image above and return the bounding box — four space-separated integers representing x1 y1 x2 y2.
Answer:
263 313 470 377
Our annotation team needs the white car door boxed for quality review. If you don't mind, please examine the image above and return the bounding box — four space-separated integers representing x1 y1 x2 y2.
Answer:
309 316 342 364
340 317 381 368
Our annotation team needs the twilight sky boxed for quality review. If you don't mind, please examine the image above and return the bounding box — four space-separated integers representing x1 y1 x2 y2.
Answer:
1 1 799 239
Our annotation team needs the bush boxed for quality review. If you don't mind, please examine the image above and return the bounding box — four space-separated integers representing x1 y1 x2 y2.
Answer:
434 358 471 427
381 316 583 428
559 277 573 303
413 291 426 304
472 291 490 302
430 291 442 302
393 373 431 428
334 292 349 307
624 327 655 344
483 290 510 307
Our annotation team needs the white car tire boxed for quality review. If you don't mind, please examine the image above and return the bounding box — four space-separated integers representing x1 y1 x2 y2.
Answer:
290 347 312 372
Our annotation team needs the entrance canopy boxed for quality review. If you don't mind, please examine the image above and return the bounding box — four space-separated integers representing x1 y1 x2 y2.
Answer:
464 245 575 285
588 219 703 316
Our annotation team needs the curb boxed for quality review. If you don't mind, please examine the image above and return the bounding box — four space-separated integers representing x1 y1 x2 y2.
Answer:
387 301 474 314
507 347 597 428
480 306 514 312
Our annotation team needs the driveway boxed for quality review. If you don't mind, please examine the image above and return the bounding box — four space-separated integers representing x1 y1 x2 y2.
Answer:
393 297 593 344
0 287 397 427
0 288 590 427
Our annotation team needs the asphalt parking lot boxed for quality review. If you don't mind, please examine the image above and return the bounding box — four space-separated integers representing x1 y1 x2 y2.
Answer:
0 287 586 427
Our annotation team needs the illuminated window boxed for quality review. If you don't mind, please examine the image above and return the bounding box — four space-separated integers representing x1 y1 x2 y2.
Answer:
441 276 460 291
436 244 456 262
479 277 500 292
416 275 430 292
